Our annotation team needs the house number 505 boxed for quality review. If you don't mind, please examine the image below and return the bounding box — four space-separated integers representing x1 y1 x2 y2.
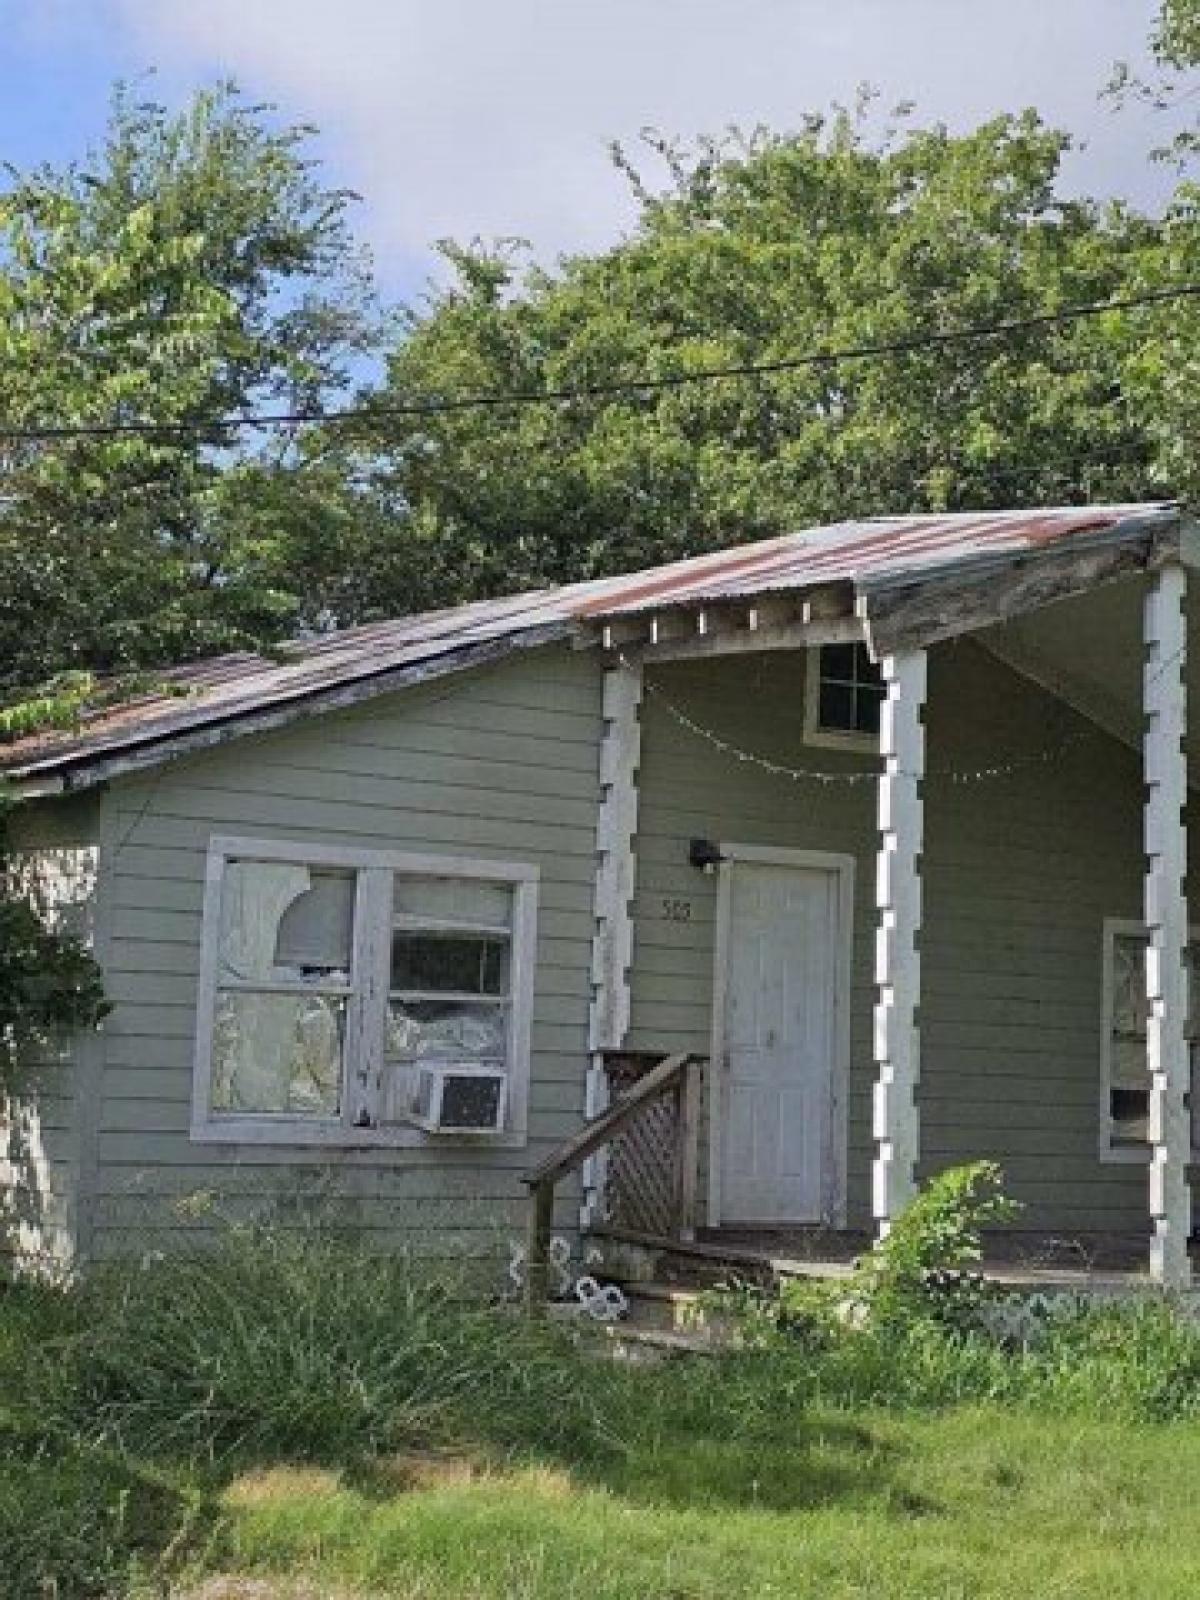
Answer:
662 898 692 922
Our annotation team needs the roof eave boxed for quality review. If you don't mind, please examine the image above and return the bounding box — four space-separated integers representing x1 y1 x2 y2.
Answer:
3 622 573 797
858 507 1183 657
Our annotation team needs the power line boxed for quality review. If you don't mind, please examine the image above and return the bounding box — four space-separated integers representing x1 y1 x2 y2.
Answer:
0 281 1197 444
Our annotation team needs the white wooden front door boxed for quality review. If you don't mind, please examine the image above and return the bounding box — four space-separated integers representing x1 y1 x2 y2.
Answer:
717 855 843 1224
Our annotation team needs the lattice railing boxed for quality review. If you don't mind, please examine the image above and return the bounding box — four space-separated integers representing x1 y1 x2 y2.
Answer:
604 1052 690 1237
520 1050 704 1312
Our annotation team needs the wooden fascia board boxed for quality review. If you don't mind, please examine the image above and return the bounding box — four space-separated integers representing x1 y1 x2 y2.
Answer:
622 615 862 664
5 623 572 798
858 513 1177 657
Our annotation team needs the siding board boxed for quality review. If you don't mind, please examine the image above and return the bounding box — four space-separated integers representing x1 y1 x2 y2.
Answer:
87 645 601 1257
627 641 1157 1235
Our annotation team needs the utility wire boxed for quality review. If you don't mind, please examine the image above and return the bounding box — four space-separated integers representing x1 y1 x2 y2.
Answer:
0 281 1197 444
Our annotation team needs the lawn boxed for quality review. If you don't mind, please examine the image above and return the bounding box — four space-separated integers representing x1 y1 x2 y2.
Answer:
188 1410 1200 1600
7 1203 1200 1599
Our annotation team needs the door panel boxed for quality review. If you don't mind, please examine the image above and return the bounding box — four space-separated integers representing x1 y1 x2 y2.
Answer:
719 861 838 1223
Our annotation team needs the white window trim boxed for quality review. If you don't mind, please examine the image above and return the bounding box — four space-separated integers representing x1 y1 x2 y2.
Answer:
802 645 882 755
191 834 539 1149
1099 916 1198 1167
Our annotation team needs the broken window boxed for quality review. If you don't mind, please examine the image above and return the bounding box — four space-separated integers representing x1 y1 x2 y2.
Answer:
210 863 355 1118
195 843 537 1145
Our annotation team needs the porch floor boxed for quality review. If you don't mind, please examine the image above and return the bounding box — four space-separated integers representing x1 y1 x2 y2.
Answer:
593 1224 1197 1294
702 1227 1193 1290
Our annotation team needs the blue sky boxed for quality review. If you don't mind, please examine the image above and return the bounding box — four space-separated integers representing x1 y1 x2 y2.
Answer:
0 1 1185 306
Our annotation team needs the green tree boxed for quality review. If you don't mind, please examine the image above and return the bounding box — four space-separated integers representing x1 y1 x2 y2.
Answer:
0 82 378 694
349 108 1165 612
1155 0 1200 67
0 83 379 1076
1108 1 1200 509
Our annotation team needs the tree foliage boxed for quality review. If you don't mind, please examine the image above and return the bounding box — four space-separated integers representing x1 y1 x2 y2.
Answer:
0 82 377 696
0 63 1197 1068
0 792 109 1075
1155 0 1200 67
345 108 1167 613
0 83 378 1073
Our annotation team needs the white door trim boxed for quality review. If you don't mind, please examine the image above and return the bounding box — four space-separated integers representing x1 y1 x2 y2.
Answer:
707 844 855 1229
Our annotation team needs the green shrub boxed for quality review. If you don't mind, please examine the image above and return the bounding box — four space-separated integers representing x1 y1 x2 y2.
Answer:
711 1164 1200 1422
718 1162 1022 1346
857 1160 1021 1329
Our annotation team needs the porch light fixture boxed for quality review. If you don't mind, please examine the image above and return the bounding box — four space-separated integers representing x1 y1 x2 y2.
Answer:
688 837 726 873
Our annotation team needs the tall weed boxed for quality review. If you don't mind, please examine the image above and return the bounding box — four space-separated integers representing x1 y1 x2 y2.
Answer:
36 1226 592 1463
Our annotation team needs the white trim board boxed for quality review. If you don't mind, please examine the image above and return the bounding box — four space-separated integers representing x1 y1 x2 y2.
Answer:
707 844 855 1229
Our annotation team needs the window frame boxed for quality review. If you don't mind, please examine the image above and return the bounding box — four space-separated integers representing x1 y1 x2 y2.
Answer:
191 835 539 1149
1098 916 1198 1166
802 643 884 754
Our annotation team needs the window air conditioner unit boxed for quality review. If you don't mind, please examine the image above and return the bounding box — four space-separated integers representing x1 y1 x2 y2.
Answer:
411 1064 508 1133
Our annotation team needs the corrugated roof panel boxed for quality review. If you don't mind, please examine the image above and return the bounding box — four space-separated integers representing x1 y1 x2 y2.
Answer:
1 502 1178 781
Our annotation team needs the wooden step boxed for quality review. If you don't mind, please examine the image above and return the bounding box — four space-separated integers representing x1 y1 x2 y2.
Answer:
597 1324 722 1363
587 1226 859 1289
621 1280 722 1337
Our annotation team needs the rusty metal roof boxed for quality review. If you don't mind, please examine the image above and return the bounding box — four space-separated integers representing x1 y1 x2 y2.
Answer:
3 502 1179 788
570 503 1178 617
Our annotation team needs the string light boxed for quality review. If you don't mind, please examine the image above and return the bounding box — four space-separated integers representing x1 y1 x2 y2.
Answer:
623 638 1186 789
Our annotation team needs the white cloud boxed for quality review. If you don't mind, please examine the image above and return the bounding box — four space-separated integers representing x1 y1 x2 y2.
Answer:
103 0 1171 287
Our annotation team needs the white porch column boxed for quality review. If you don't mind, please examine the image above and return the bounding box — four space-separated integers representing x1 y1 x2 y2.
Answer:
581 659 643 1228
1144 563 1191 1288
873 649 927 1233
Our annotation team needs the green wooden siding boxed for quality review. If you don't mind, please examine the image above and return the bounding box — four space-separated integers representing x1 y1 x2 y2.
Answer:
628 640 1155 1234
86 646 602 1258
4 628 1177 1263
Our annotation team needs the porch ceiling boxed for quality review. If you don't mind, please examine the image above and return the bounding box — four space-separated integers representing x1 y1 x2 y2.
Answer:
978 572 1200 765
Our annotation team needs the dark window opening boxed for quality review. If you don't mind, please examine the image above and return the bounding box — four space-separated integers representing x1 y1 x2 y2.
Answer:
814 643 885 738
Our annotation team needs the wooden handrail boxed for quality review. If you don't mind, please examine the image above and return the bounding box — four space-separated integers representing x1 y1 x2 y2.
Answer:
522 1052 691 1189
521 1051 703 1313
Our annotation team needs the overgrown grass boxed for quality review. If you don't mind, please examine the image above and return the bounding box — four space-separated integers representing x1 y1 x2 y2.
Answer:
7 1218 1200 1596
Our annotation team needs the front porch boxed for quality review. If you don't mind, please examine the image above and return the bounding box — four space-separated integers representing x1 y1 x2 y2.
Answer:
527 506 1200 1306
591 1221 1198 1295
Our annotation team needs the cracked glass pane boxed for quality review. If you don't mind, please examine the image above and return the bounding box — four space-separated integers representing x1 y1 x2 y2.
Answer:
212 991 345 1116
386 998 507 1062
219 862 354 985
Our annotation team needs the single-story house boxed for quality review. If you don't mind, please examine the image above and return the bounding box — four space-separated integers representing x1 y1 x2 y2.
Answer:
4 501 1198 1289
